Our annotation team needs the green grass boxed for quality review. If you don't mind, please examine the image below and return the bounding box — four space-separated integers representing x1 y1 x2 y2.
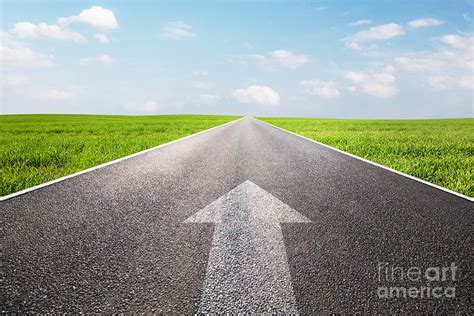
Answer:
0 114 240 197
258 117 474 198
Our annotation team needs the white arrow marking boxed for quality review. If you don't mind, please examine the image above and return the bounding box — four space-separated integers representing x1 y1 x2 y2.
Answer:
185 180 311 314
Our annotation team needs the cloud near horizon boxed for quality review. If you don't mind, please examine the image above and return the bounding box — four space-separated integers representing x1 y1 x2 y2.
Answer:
37 88 76 101
231 85 280 105
301 80 340 98
346 66 398 98
0 32 55 68
395 34 473 90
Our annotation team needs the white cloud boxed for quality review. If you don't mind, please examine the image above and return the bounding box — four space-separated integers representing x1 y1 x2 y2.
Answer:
345 23 404 50
11 22 86 43
80 54 115 65
0 32 54 68
350 23 405 41
345 66 398 98
438 34 474 49
426 75 473 90
408 18 444 29
350 19 372 26
162 21 195 39
58 6 119 30
345 71 369 83
301 80 340 98
269 50 310 69
232 50 309 70
396 56 444 73
231 85 280 105
38 89 76 101
94 33 110 44
360 83 397 98
395 34 473 90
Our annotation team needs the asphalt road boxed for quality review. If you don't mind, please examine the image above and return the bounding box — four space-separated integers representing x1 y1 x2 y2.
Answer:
2 117 472 313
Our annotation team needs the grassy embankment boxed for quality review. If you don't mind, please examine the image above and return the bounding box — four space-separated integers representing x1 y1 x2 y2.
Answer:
258 117 473 197
0 114 240 196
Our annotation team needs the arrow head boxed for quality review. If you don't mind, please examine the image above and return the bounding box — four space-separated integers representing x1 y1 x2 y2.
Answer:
184 180 311 224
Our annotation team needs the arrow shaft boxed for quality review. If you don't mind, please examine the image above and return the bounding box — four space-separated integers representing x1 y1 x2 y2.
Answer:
185 181 310 313
198 220 298 313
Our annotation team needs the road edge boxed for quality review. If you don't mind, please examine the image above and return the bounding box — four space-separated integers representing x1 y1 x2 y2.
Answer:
0 117 245 202
254 117 473 202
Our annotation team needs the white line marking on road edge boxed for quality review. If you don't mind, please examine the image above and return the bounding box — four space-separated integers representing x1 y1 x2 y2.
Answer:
254 118 473 202
0 117 245 202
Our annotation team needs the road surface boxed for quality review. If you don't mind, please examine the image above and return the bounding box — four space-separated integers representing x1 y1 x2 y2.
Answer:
2 117 472 313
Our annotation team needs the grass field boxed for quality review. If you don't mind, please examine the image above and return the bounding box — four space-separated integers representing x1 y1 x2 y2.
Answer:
258 117 473 198
0 114 240 197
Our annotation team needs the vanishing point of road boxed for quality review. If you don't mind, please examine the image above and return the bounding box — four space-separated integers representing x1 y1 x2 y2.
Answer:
2 117 472 313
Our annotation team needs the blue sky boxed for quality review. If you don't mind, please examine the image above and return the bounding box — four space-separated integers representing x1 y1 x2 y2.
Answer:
1 0 473 118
